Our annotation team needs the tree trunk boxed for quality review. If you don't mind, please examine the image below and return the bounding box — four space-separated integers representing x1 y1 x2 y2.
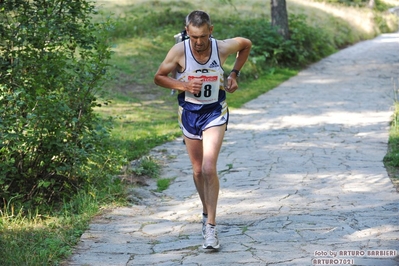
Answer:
271 0 290 40
368 0 375 9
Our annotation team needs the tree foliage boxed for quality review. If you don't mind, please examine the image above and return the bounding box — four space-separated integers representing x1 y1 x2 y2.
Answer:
0 0 118 210
236 14 336 71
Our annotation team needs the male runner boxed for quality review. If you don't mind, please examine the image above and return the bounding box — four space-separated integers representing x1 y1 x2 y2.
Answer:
154 10 252 249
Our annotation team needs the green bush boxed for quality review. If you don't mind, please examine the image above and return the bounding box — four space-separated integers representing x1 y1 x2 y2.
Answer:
320 0 370 6
316 0 395 10
283 14 336 66
0 0 121 211
235 18 284 69
236 14 336 70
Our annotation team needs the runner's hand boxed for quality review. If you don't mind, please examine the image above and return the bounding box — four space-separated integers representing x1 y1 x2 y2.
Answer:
225 76 238 93
186 78 203 95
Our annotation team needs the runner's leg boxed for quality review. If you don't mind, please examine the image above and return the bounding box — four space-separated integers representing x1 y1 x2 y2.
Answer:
184 123 226 224
184 137 207 215
200 124 226 225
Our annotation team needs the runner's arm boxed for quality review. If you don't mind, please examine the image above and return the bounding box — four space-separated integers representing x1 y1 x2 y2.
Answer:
219 37 252 92
229 37 252 74
154 44 202 94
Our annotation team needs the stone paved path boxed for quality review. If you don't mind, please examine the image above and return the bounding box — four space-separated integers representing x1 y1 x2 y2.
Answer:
65 32 399 266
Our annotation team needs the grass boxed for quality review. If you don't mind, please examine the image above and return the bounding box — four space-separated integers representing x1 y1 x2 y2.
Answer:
0 188 123 266
130 156 161 177
1 0 399 265
383 79 399 191
157 178 176 192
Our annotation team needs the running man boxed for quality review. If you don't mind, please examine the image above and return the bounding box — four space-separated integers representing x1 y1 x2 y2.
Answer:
154 10 252 249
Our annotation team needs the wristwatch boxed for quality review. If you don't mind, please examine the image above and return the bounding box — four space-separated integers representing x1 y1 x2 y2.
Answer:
230 69 240 77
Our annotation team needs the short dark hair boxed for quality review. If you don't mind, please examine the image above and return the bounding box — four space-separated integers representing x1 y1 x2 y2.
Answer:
185 10 212 28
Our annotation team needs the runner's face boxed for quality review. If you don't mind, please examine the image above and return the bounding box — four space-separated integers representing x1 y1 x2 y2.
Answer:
186 25 213 52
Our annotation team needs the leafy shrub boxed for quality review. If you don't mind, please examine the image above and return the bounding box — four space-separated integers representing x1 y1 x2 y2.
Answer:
282 14 336 66
236 18 284 69
315 0 396 10
319 0 370 6
0 0 122 211
236 14 336 70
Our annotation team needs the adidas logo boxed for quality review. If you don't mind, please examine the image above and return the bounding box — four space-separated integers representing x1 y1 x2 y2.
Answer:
209 60 219 68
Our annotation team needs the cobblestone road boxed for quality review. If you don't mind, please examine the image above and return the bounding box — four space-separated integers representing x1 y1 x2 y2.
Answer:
65 32 399 266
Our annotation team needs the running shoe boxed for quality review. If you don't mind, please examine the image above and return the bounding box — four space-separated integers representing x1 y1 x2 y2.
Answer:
202 224 220 249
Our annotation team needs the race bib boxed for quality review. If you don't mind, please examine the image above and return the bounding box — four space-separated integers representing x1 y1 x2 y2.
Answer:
185 71 220 104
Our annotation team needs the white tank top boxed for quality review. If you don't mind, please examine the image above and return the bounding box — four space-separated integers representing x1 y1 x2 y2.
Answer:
176 38 225 107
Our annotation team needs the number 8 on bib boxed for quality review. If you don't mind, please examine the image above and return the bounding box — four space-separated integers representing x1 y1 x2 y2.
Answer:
185 71 220 104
